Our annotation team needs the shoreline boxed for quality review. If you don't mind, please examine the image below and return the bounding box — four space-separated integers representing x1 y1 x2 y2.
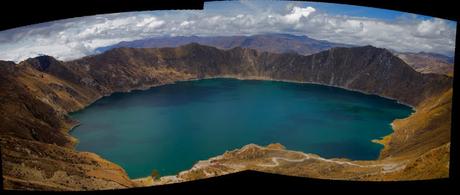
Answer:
65 75 417 180
200 75 417 109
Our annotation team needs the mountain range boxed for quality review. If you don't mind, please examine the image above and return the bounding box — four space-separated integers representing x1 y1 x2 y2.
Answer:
96 33 454 75
96 33 355 55
394 51 454 75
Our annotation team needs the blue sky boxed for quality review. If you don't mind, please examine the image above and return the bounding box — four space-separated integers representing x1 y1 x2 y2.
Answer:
300 1 428 21
207 0 455 23
0 0 456 62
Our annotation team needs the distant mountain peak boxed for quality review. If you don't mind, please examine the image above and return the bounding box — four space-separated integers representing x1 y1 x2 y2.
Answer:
357 45 384 51
183 42 204 47
181 42 218 50
256 33 308 38
24 55 60 71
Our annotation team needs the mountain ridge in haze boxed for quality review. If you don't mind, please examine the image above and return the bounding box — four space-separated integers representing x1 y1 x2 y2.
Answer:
393 51 455 75
95 33 355 56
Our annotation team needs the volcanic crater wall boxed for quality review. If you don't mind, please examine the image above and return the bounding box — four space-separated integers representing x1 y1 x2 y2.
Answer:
0 44 453 190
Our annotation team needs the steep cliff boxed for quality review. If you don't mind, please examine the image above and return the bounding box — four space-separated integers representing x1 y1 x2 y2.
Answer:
0 44 453 190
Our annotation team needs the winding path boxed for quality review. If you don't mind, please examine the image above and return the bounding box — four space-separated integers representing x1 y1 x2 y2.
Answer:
254 148 406 172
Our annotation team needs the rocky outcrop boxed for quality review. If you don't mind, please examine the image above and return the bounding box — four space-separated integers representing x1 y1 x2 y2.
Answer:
0 44 453 190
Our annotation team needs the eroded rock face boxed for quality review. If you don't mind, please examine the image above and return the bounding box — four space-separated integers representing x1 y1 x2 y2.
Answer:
0 44 453 190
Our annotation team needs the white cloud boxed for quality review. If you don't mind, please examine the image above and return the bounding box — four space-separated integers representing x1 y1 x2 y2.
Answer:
283 6 316 24
0 13 167 62
0 1 456 62
292 13 456 56
136 17 165 28
415 18 451 38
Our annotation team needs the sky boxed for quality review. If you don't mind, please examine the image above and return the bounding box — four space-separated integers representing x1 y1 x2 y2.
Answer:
0 0 457 62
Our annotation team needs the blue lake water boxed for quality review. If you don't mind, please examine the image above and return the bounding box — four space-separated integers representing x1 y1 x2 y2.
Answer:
70 78 413 178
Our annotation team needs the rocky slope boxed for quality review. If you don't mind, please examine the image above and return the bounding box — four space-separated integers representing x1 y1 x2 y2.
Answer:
0 60 138 190
0 44 453 190
1 136 136 190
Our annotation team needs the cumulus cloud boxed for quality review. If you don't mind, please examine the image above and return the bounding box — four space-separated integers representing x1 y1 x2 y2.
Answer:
283 6 316 24
0 13 170 61
301 15 456 56
0 1 456 62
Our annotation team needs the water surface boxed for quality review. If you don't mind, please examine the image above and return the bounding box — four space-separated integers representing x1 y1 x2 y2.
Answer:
70 78 412 178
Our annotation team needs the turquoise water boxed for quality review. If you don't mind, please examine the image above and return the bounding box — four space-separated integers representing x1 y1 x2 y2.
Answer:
70 78 413 178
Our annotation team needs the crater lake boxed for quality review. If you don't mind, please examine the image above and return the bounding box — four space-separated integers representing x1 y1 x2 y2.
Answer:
70 78 413 178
